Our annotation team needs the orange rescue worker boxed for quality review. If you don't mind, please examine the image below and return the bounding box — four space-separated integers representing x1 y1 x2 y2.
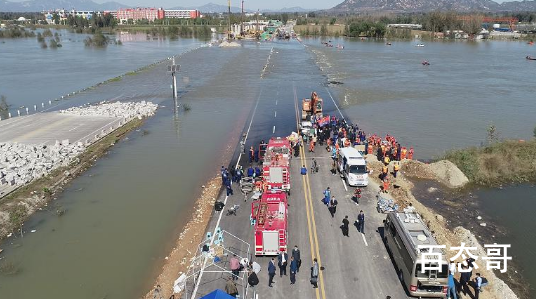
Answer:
392 146 398 161
309 138 315 152
383 177 390 193
408 147 414 160
393 162 400 178
401 147 407 160
344 138 351 148
367 144 373 155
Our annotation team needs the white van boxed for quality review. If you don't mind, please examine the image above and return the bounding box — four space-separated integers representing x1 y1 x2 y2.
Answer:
338 147 368 187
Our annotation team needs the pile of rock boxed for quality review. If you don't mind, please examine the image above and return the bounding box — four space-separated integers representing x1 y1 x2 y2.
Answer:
59 101 158 119
0 141 84 188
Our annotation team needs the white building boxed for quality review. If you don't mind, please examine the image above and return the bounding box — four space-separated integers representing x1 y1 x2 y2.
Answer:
164 9 200 19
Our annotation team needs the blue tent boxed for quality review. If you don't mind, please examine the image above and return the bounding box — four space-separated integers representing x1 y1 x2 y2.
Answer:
200 289 235 299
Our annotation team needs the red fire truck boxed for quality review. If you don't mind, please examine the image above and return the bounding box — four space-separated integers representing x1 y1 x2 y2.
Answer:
262 137 292 194
251 190 288 256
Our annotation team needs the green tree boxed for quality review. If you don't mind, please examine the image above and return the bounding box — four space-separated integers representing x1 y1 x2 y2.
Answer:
533 125 536 138
330 18 336 25
320 24 328 36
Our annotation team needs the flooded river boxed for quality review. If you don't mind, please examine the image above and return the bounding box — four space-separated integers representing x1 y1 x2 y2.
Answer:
0 33 535 298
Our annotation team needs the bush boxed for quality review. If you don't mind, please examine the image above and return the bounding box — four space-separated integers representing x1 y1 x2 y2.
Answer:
8 204 28 228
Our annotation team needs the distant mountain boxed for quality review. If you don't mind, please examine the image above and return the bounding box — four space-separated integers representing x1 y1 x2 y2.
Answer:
328 0 536 12
0 0 127 12
262 7 316 13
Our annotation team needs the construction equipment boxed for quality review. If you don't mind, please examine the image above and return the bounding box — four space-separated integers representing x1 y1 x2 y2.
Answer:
302 91 323 120
251 190 288 255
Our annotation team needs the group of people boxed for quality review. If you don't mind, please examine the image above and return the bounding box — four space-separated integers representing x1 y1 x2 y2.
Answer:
447 259 489 299
225 245 306 296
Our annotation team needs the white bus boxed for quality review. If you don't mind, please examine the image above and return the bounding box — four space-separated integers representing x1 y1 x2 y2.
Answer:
384 212 449 298
338 147 368 186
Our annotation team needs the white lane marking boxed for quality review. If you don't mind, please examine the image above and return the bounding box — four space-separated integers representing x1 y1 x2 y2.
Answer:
273 125 276 133
191 88 263 298
325 87 345 121
275 99 278 105
361 233 369 247
274 111 277 118
341 178 348 192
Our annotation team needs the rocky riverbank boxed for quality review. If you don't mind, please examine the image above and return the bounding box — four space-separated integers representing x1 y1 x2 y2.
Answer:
0 101 157 241
366 156 519 299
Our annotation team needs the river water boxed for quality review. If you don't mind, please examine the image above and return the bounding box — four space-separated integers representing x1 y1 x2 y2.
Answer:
0 32 535 298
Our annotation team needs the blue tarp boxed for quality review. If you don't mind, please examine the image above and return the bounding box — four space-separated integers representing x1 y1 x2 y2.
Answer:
200 289 235 299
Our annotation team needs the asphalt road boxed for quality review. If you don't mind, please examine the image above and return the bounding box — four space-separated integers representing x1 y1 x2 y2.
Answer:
0 112 122 145
181 40 411 299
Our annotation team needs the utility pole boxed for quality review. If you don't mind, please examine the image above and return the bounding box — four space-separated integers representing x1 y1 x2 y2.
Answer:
241 0 244 36
228 0 232 40
168 57 179 100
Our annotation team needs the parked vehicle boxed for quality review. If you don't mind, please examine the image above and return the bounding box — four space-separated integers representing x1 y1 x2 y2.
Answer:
383 212 449 298
251 190 288 255
338 147 369 187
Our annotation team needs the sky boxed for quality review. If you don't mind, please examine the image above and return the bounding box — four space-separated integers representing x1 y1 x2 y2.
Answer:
6 0 515 10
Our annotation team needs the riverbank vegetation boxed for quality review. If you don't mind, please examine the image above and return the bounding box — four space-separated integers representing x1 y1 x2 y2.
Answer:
443 139 536 186
0 26 35 38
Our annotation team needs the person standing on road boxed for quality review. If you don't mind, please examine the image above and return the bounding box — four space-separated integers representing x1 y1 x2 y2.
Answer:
249 260 261 274
292 245 301 272
249 146 255 163
311 258 319 288
342 215 350 237
278 250 288 277
247 269 259 288
311 158 318 173
290 256 297 284
357 210 365 234
226 184 233 196
268 258 276 287
447 272 458 299
459 264 472 296
323 187 331 206
229 254 240 280
329 196 338 218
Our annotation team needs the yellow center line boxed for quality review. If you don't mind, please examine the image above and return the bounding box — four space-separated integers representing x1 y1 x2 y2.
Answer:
300 145 327 299
293 85 325 299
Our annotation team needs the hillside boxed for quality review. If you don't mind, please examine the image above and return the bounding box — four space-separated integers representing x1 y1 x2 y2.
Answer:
329 0 536 13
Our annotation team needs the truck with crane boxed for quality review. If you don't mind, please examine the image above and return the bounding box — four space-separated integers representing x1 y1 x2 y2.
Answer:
302 91 323 121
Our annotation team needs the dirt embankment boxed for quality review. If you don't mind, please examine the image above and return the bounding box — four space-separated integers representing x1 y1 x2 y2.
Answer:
0 118 145 241
366 156 518 299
